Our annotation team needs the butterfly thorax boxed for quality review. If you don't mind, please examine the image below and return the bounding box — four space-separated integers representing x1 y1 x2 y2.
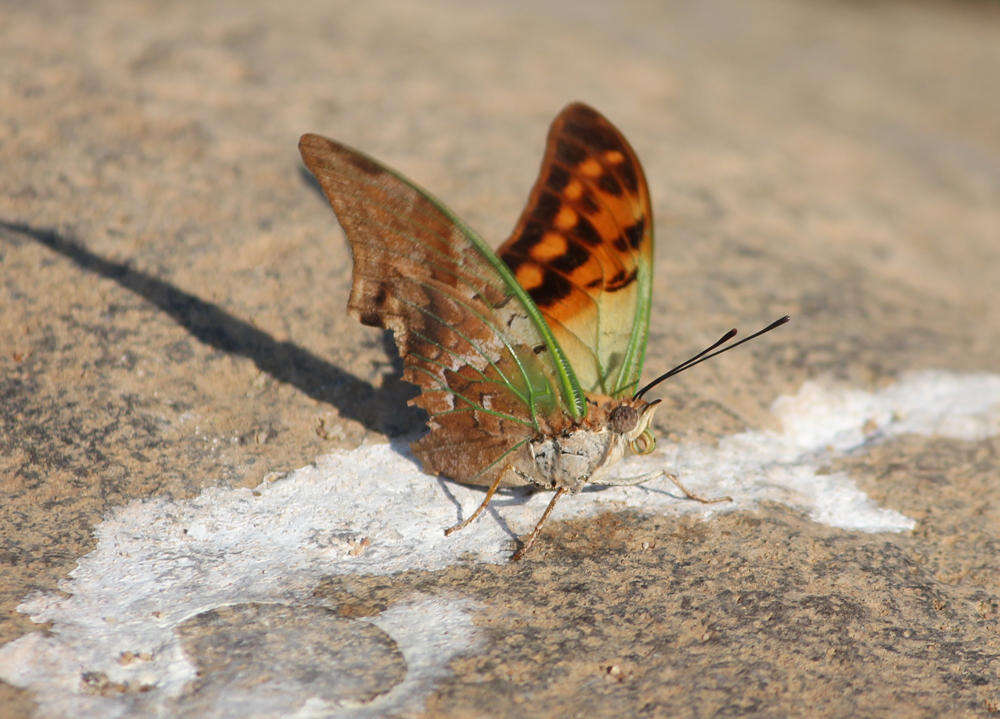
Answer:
520 397 659 492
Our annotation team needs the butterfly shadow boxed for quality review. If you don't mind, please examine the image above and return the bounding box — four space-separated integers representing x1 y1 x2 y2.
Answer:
1 219 425 437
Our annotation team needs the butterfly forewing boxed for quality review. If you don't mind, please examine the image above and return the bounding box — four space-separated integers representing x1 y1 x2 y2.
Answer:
299 134 582 485
498 103 653 398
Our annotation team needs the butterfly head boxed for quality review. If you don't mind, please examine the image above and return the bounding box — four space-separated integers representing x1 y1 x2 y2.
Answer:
607 398 660 457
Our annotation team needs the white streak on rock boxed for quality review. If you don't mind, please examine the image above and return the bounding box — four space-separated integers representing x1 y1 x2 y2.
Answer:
2 370 998 717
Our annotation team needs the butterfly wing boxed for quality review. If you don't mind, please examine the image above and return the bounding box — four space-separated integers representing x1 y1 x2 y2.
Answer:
497 103 653 398
299 133 587 485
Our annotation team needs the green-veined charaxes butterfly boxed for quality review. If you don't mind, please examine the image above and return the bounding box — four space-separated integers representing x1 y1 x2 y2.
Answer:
300 103 788 559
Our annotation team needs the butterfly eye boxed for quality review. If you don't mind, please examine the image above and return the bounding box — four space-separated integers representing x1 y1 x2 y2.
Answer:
629 429 656 455
609 405 639 434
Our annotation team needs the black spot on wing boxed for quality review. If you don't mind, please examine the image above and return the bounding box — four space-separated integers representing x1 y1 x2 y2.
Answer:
547 239 591 274
618 159 639 193
606 268 637 292
546 165 570 192
571 215 604 246
578 195 600 214
505 223 544 257
555 139 586 166
563 121 621 154
528 269 573 307
597 173 623 197
500 250 524 273
529 191 562 226
624 218 645 249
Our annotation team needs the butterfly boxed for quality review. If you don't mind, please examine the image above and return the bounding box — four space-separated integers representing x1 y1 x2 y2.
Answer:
300 103 787 559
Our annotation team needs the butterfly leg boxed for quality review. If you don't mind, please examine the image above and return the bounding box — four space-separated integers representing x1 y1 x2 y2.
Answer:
590 470 663 487
664 472 732 504
512 487 567 561
443 466 510 537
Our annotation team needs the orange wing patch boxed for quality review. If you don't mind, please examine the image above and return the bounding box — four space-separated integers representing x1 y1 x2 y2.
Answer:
498 103 653 393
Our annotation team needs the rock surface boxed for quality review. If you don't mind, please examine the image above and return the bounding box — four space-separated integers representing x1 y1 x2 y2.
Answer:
2 0 999 716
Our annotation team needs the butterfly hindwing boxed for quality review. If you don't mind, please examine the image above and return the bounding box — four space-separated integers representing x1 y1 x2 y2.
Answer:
299 133 586 486
498 103 653 398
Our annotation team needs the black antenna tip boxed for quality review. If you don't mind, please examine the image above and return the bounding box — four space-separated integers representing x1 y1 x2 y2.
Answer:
765 316 790 333
632 313 791 400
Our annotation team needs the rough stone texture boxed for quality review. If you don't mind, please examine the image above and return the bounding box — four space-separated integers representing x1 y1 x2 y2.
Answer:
174 603 408 712
1 0 999 716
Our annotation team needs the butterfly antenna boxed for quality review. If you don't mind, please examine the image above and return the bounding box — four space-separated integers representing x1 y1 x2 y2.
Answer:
633 315 790 400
